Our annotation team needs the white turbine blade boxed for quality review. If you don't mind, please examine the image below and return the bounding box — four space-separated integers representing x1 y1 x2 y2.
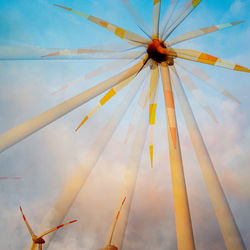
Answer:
121 0 152 37
148 63 159 168
152 0 161 38
0 55 148 153
166 21 244 46
0 46 143 60
75 72 137 131
162 0 202 40
176 66 218 122
77 63 150 131
40 50 145 60
54 4 149 44
161 62 195 249
160 0 178 39
19 206 34 237
42 42 136 58
52 51 145 94
0 46 59 60
175 59 241 103
37 220 77 238
167 47 250 73
124 71 149 143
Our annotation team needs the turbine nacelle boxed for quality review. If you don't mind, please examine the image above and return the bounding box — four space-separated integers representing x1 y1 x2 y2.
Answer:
147 39 174 65
32 235 45 244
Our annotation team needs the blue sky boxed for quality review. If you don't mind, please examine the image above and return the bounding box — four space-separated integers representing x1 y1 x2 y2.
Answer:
0 0 250 249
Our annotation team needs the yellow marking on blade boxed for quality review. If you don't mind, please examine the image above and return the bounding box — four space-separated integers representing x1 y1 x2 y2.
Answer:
197 53 218 65
115 27 126 39
164 90 175 108
100 89 116 105
154 0 161 4
192 0 201 8
99 20 109 27
149 104 157 125
170 127 177 148
234 65 250 73
75 116 88 131
149 145 154 168
201 26 218 33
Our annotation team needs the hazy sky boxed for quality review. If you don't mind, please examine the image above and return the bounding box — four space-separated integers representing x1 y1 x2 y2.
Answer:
0 0 249 249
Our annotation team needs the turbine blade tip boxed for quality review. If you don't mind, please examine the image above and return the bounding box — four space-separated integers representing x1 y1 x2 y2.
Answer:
232 21 245 25
54 4 72 11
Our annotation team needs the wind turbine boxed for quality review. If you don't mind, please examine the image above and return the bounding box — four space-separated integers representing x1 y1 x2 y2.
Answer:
20 206 77 250
98 197 126 250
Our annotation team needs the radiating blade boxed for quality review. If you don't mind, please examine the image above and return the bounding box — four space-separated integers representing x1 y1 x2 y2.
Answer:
162 0 202 40
43 49 126 58
175 60 241 103
177 68 218 122
75 72 137 131
75 61 150 131
31 243 37 250
152 0 161 38
19 207 34 237
160 62 195 249
107 197 127 246
42 50 144 60
37 220 77 238
52 51 144 94
166 21 244 46
124 72 149 143
148 63 159 168
0 46 144 60
54 4 149 44
0 55 148 153
160 0 178 39
160 63 177 148
38 244 42 250
121 0 151 38
167 48 250 72
0 46 59 60
127 40 147 48
42 42 137 58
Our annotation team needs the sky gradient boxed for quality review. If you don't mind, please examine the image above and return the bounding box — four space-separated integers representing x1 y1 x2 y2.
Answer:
0 0 250 249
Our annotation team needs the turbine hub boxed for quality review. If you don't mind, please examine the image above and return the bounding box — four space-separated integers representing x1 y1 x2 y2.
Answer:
147 39 174 65
34 236 45 244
